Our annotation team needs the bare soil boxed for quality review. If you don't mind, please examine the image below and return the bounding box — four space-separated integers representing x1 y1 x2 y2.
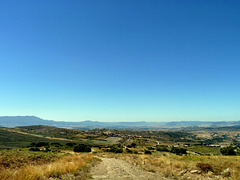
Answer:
90 157 166 180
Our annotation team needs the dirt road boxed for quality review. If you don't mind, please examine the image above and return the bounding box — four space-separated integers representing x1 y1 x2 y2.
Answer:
90 157 166 180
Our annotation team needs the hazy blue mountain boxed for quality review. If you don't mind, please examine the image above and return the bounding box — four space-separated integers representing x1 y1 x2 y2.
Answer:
0 116 240 129
0 116 55 127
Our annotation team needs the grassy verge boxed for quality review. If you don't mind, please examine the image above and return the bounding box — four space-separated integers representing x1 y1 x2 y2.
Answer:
0 150 100 180
97 152 240 179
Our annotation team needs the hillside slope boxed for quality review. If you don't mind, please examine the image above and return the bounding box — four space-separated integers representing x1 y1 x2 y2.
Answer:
0 127 72 149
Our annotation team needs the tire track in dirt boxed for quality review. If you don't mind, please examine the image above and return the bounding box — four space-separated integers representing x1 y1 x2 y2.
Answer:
90 157 166 180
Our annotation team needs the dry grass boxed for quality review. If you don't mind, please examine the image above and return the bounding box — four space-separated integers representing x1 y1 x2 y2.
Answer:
0 153 97 180
0 150 62 169
98 152 240 179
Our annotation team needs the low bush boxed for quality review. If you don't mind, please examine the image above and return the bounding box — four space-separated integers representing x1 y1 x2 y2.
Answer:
126 148 133 153
73 144 91 153
196 162 213 172
29 147 40 151
66 142 77 147
35 142 49 147
170 146 187 155
156 146 169 152
148 147 155 150
127 143 137 148
144 150 152 154
51 143 62 147
106 145 123 153
220 146 236 155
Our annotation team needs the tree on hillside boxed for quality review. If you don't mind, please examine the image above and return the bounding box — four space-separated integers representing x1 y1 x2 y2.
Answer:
131 143 137 148
220 146 236 155
170 146 187 155
144 149 152 154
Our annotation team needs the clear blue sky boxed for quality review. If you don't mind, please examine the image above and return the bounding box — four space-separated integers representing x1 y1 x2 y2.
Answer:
0 0 240 122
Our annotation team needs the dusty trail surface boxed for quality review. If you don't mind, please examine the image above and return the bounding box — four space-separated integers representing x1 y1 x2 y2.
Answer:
90 157 165 180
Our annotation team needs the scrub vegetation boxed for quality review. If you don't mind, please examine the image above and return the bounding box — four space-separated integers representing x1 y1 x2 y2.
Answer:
1 125 240 179
0 151 97 180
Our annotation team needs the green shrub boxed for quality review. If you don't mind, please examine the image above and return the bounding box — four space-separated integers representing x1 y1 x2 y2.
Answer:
73 144 91 153
220 146 236 155
148 147 155 150
170 146 187 155
106 145 123 153
144 150 152 154
117 144 123 148
133 150 138 154
114 148 123 153
35 142 49 147
126 148 133 153
66 142 76 147
29 142 36 147
156 146 169 152
51 143 62 147
29 147 40 151
43 147 51 152
131 143 137 148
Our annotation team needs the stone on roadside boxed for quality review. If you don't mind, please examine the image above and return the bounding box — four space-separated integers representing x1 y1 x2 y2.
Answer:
178 169 188 176
207 171 214 177
190 169 201 174
221 168 230 176
223 168 230 173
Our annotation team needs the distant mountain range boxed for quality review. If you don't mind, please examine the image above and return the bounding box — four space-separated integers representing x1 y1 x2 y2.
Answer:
0 116 240 130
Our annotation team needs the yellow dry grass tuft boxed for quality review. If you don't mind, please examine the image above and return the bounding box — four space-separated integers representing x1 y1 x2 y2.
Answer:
0 153 94 180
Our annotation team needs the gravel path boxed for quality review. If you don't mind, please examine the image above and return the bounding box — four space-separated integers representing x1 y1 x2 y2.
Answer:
90 157 166 180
